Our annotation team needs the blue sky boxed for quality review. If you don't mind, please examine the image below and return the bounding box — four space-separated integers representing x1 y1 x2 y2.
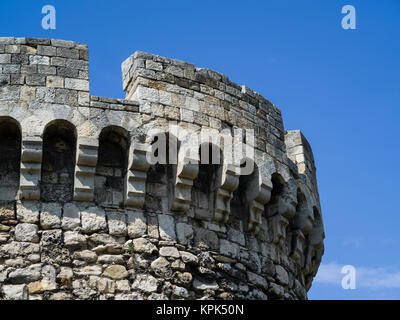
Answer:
1 0 399 299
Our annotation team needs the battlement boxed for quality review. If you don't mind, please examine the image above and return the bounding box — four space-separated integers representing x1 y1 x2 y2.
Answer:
0 37 324 300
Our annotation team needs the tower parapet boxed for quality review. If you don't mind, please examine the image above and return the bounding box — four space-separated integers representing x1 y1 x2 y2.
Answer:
0 37 324 300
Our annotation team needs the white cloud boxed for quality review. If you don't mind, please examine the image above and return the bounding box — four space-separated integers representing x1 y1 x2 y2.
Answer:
315 262 400 288
340 236 363 248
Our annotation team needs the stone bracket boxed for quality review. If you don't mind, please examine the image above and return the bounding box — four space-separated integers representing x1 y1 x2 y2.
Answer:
19 136 42 200
125 142 151 209
247 182 271 235
268 196 296 244
290 229 306 264
171 145 199 213
73 137 99 202
269 214 289 245
214 163 239 223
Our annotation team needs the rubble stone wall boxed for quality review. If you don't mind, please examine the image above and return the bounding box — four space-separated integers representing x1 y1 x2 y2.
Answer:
0 37 324 300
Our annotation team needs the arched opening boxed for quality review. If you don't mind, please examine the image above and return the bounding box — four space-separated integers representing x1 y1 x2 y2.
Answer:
0 117 21 201
308 206 323 264
94 126 129 207
41 120 76 203
264 173 286 217
289 188 311 258
303 206 324 289
145 132 175 212
192 143 222 220
294 188 313 234
230 159 258 230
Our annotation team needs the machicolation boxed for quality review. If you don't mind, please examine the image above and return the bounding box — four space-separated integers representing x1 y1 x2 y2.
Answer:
0 37 324 300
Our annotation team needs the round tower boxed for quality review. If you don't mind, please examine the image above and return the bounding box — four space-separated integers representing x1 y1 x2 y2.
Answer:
0 37 324 300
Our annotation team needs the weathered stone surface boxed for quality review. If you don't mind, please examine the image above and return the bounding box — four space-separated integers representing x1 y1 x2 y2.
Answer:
2 284 29 300
8 264 42 283
158 214 176 241
57 267 74 283
180 251 198 264
132 274 158 293
247 271 268 290
16 201 39 223
102 265 128 280
132 238 158 254
28 279 57 293
127 211 146 238
151 257 172 278
116 280 131 292
275 265 289 286
0 241 40 257
176 223 193 245
74 265 103 277
92 276 116 293
0 203 15 221
97 254 124 264
192 278 219 291
81 207 107 233
73 250 98 263
63 231 87 248
40 203 62 229
62 203 80 230
107 212 127 236
219 240 239 258
173 285 189 298
159 246 180 258
228 228 246 246
194 228 219 250
15 223 39 243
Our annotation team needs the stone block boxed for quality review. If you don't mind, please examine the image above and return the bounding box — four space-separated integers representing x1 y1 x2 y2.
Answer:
158 214 176 241
15 223 39 243
65 78 89 91
126 211 146 238
62 203 80 230
40 203 62 229
0 202 14 221
107 212 127 236
2 284 29 300
81 207 107 233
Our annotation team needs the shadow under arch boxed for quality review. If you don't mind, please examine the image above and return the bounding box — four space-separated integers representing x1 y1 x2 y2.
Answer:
264 172 287 217
94 125 130 208
0 116 21 201
145 131 177 213
230 157 259 232
192 142 223 220
40 119 77 203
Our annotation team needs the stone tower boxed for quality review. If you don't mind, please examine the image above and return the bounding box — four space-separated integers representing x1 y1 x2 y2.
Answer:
0 37 324 300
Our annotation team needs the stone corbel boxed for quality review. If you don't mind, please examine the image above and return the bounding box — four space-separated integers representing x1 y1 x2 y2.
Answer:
171 145 199 213
294 206 314 236
302 223 325 275
304 244 324 290
244 167 272 235
19 136 42 200
125 142 151 209
73 137 99 202
268 196 297 244
269 214 289 245
213 163 239 223
290 229 306 265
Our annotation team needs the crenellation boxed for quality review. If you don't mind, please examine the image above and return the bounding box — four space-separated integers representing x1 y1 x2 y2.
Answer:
0 37 324 300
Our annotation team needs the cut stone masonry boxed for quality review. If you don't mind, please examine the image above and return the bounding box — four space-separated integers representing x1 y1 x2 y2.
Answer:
0 37 324 300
